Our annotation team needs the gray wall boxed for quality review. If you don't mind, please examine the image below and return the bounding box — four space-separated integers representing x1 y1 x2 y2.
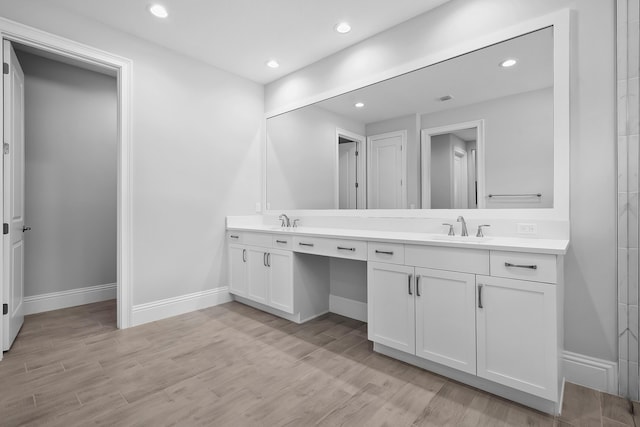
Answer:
0 0 265 305
421 88 554 209
430 134 452 209
267 105 365 209
18 51 117 297
267 0 617 363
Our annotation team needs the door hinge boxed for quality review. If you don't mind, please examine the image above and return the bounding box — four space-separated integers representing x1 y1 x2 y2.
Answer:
2 304 7 315
355 182 359 188
2 62 8 75
355 151 359 156
3 223 8 235
3 143 9 155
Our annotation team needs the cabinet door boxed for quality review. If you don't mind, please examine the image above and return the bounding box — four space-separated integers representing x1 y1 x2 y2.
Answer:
476 275 558 400
415 268 476 374
228 244 247 297
367 262 415 354
267 249 294 314
246 246 268 304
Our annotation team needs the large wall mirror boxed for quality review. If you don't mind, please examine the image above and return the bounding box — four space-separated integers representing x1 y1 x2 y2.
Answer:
266 27 555 211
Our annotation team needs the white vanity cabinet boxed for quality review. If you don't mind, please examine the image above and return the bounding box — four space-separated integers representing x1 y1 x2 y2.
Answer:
228 244 248 297
368 261 477 374
476 276 559 401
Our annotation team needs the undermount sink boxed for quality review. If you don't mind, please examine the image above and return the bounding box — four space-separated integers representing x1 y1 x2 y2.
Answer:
431 235 493 243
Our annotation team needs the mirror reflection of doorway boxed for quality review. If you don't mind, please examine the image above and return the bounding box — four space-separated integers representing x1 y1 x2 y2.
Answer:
421 120 484 209
336 128 366 209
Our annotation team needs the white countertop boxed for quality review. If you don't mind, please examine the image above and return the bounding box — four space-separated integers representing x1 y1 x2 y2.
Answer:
227 225 569 255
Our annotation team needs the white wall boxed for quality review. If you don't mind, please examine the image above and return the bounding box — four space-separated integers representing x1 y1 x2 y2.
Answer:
267 105 364 209
265 0 617 362
366 114 419 208
0 1 265 306
421 88 554 209
18 51 117 297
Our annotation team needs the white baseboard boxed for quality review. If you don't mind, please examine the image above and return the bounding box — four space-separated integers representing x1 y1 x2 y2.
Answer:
329 295 367 322
563 350 618 395
24 283 117 315
132 287 232 326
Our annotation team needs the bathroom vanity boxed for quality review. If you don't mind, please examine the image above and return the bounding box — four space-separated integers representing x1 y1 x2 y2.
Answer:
226 218 568 414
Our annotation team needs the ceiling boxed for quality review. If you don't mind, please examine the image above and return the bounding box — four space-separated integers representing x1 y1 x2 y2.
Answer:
314 27 553 124
34 0 450 84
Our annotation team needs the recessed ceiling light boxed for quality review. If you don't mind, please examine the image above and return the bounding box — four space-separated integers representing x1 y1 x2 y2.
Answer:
500 58 518 68
354 102 364 108
266 60 280 69
335 22 352 34
438 95 454 102
149 4 168 18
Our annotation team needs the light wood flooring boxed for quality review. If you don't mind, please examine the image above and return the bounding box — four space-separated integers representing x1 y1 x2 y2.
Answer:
0 300 638 426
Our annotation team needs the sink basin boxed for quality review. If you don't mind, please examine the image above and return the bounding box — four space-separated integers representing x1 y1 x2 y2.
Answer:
431 235 493 243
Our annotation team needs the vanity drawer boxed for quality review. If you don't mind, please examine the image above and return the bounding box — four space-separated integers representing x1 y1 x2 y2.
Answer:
490 251 557 284
243 232 273 248
405 245 489 275
293 236 367 260
368 242 405 265
227 231 243 243
272 235 293 250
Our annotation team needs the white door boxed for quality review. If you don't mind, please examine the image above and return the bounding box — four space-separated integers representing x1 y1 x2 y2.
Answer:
267 249 293 314
415 268 476 374
452 148 468 209
246 246 268 304
228 245 247 297
338 142 357 209
476 275 558 400
367 131 407 209
3 41 26 351
367 262 415 354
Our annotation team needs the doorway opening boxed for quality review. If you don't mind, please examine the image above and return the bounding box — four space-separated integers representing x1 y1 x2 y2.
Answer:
420 120 484 209
0 19 132 358
336 128 366 209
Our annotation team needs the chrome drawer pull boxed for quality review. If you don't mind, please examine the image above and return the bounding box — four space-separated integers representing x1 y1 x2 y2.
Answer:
299 242 314 247
242 249 247 262
230 235 239 239
504 262 538 270
478 284 483 308
337 246 355 251
416 276 421 297
408 274 413 295
276 240 288 244
375 250 394 255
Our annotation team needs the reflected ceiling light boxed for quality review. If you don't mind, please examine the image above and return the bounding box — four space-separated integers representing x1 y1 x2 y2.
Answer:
354 102 365 108
438 95 454 102
149 4 169 18
266 59 280 68
335 22 352 34
500 58 518 68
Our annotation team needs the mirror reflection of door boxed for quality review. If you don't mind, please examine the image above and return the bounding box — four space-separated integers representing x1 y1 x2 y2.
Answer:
421 121 483 209
367 130 407 209
338 139 358 209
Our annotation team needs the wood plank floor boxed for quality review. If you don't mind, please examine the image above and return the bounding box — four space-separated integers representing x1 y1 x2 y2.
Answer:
0 300 638 426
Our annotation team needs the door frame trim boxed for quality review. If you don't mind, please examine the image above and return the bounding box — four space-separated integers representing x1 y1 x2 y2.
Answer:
420 119 485 209
0 17 133 355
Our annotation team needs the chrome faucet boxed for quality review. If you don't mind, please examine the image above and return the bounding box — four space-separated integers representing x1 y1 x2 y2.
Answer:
279 214 291 228
457 216 468 237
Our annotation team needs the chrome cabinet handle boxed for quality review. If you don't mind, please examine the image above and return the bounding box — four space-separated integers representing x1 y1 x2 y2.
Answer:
267 253 271 267
504 262 537 270
242 249 247 262
299 242 314 247
478 284 483 309
408 274 413 295
375 250 394 255
263 253 268 267
337 246 355 251
416 276 421 297
230 235 239 239
276 240 288 244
